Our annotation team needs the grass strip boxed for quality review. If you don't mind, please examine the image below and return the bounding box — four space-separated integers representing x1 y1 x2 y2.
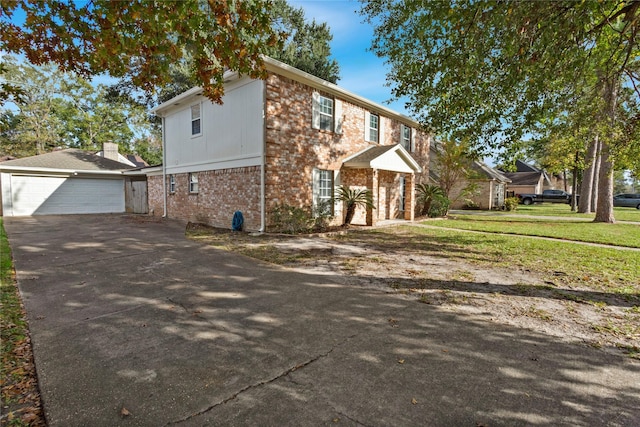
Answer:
0 219 45 426
425 215 640 248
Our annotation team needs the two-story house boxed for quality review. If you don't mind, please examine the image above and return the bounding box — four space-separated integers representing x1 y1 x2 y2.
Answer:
147 57 431 231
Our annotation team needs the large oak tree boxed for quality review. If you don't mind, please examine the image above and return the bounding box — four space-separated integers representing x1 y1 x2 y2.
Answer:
361 0 640 223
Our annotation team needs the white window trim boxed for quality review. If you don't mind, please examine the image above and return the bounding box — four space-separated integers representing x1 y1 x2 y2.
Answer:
190 103 202 138
401 124 413 152
169 174 176 193
365 111 384 144
189 172 199 194
312 92 334 132
312 168 335 216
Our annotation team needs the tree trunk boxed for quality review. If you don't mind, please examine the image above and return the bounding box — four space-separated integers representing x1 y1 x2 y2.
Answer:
590 137 601 212
343 204 356 226
593 77 617 223
578 136 598 213
571 164 578 211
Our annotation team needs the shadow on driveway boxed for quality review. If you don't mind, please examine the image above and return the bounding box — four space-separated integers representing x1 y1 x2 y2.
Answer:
5 214 640 426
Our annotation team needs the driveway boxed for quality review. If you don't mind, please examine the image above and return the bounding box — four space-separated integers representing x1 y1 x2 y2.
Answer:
5 215 640 426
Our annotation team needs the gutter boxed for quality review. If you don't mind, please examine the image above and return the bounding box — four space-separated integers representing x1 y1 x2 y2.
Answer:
259 81 266 232
161 116 167 218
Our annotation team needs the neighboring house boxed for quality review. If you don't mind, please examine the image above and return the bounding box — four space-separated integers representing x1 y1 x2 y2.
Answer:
429 146 511 210
148 57 431 230
0 144 141 216
502 160 569 195
502 171 545 196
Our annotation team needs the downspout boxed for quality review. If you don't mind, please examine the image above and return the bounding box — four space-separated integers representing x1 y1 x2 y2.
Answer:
161 116 167 218
259 80 267 232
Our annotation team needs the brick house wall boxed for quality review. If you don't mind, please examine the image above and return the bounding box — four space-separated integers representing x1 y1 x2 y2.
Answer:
264 73 430 226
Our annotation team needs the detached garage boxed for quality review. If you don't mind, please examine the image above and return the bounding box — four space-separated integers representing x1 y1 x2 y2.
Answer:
0 149 132 216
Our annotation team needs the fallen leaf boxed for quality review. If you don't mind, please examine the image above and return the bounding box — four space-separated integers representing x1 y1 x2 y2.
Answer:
398 359 405 364
411 398 418 405
121 407 131 417
442 349 448 353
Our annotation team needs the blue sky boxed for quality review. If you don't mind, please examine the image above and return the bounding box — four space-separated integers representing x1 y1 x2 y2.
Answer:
289 0 409 115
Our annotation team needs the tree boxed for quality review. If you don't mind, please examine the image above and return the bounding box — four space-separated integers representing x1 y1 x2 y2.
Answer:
0 57 153 160
361 0 640 223
335 186 375 226
1 0 280 104
415 184 445 217
266 0 340 83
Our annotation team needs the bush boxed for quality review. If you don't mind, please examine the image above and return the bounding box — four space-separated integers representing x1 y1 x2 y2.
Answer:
428 195 450 217
504 197 520 211
269 202 335 234
269 203 313 234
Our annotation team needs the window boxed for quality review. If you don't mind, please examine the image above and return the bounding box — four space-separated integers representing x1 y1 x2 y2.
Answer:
401 125 412 152
191 104 201 137
189 173 198 193
369 113 379 143
399 176 406 212
169 174 176 193
312 93 334 131
313 169 334 215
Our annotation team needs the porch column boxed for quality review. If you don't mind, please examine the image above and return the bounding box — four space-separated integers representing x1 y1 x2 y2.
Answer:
367 168 379 226
405 173 415 221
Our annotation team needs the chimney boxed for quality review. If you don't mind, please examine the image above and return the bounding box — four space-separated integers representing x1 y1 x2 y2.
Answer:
103 142 119 162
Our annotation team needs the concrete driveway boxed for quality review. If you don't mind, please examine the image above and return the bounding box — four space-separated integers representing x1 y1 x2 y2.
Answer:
5 215 640 426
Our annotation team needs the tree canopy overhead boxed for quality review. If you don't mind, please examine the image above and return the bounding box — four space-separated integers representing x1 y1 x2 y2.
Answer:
361 0 640 222
1 0 281 103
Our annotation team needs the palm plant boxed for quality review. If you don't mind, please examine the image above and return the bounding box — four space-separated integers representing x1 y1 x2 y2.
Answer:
335 185 375 226
416 183 445 216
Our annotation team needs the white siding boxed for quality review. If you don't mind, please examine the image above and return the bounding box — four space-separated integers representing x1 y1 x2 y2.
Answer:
164 77 265 174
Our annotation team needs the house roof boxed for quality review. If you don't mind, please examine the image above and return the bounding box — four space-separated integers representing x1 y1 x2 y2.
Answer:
471 161 511 182
0 149 133 174
502 171 543 185
515 160 540 173
342 144 422 173
151 56 422 129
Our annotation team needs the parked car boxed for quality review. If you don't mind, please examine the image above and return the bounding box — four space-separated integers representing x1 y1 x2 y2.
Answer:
613 193 640 209
516 189 577 205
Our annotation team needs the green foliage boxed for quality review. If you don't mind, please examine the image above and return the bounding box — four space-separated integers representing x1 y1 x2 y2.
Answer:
312 199 335 232
0 57 156 161
416 183 445 216
266 0 340 83
427 195 450 218
1 0 280 104
335 186 375 226
269 203 312 234
504 197 520 211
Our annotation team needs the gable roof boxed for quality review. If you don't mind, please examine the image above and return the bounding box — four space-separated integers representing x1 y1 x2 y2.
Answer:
0 149 133 174
471 161 511 182
502 171 544 186
342 144 422 173
515 160 540 173
151 56 422 129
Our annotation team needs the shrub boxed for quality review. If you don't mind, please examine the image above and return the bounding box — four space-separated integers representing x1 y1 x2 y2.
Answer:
416 183 445 216
504 197 520 211
428 195 450 217
269 203 313 234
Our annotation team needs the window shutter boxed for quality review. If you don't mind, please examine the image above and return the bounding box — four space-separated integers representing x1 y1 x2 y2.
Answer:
312 168 320 210
312 92 321 130
364 111 371 141
378 116 385 145
411 128 416 152
334 99 343 134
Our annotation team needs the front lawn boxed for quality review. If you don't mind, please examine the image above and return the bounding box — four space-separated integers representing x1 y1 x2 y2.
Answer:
488 203 640 222
426 214 640 248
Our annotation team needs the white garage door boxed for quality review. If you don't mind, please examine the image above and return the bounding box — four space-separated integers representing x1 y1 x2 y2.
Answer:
9 175 125 216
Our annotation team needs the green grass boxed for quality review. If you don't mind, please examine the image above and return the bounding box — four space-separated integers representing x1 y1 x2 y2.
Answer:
426 215 640 248
0 218 43 425
390 225 639 293
481 203 640 222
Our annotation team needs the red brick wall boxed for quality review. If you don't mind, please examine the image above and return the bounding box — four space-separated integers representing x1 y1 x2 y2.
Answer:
148 167 262 230
264 73 430 224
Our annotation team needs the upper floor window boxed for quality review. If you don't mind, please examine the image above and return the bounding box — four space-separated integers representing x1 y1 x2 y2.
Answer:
401 124 412 152
169 174 176 193
368 113 379 143
191 104 202 137
189 172 199 193
312 93 334 131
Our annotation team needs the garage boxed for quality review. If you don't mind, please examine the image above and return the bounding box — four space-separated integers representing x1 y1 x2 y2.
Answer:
0 148 131 217
8 175 124 216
